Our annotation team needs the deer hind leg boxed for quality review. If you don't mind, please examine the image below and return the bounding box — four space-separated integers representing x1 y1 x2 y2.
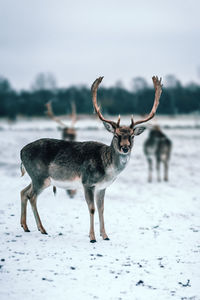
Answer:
147 157 153 182
20 183 32 232
96 189 109 240
29 179 50 234
66 189 77 198
84 186 96 243
29 192 47 234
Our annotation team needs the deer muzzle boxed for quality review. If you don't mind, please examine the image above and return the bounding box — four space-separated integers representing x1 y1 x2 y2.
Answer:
121 146 130 153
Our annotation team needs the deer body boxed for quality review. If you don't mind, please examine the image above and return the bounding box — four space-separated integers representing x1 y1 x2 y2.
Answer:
21 138 130 192
20 76 162 242
144 127 172 182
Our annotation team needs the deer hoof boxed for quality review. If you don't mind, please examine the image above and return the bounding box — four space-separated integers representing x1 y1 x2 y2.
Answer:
90 239 97 243
21 224 30 232
104 237 110 241
39 228 48 235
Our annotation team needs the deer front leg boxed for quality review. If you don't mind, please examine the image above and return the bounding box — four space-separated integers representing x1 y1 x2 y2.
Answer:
164 161 169 181
147 157 153 182
96 189 109 240
156 158 161 182
84 186 96 243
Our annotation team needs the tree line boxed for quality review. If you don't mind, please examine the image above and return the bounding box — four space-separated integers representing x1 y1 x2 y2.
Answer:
0 74 200 120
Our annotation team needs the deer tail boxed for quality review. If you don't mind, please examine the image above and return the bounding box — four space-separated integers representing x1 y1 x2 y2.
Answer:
53 186 57 196
20 163 26 177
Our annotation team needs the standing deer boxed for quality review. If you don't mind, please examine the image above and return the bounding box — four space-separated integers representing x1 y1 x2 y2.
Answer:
20 76 162 243
46 100 77 142
45 100 77 198
144 125 172 182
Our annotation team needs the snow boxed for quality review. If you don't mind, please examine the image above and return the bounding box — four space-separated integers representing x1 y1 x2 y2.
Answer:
0 117 200 300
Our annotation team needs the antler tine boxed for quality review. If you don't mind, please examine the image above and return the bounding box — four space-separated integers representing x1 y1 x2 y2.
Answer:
130 115 134 128
91 77 118 128
70 101 77 127
45 101 66 127
132 76 162 127
117 115 120 126
45 101 54 119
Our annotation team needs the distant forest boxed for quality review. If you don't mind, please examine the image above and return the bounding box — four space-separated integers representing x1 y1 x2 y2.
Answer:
0 73 200 120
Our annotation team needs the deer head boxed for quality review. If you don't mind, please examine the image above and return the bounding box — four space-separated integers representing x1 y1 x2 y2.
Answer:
91 76 162 155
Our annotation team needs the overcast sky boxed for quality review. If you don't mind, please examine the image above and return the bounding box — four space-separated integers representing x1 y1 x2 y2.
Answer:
0 0 200 90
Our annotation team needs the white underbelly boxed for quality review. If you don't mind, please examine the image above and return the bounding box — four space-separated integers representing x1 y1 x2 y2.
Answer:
160 153 167 161
50 177 82 189
146 146 156 156
95 177 116 191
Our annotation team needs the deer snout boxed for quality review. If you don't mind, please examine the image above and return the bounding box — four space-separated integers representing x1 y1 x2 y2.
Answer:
120 138 131 153
121 146 129 153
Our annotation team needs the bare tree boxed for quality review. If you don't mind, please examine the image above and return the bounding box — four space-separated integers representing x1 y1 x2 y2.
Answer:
131 77 148 92
31 72 57 91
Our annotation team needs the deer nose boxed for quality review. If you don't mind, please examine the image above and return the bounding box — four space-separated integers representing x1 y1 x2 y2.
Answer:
122 146 129 153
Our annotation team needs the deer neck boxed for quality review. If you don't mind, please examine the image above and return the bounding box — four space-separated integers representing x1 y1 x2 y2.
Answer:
108 140 131 173
94 142 130 190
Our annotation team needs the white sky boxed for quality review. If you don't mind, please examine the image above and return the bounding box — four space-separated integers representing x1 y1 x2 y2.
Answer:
0 0 200 90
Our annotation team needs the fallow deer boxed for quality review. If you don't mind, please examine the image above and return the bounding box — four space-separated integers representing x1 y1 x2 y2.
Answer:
46 100 77 142
46 100 77 198
20 76 162 242
144 125 172 182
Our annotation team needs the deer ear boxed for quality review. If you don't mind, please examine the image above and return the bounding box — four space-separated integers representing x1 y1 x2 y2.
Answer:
103 121 115 133
133 126 146 136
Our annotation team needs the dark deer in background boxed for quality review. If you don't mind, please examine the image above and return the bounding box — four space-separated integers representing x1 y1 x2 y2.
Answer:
20 76 162 242
46 100 77 141
144 125 172 182
45 100 77 198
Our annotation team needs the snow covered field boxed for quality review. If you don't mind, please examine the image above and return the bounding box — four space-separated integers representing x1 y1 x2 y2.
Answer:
0 117 200 300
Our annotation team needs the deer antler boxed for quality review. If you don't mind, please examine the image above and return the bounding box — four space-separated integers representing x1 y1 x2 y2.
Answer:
70 101 77 128
45 101 66 127
91 77 120 128
130 76 162 128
